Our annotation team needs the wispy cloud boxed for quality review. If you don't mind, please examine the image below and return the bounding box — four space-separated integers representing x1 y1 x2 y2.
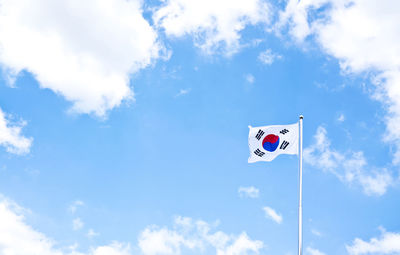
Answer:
0 195 264 255
72 218 84 231
311 229 322 237
0 195 132 255
337 114 345 122
68 200 84 214
258 49 282 65
238 186 259 198
0 108 32 155
306 247 326 255
278 0 400 166
304 126 394 196
87 229 100 238
154 0 271 56
263 206 282 224
346 228 400 254
175 88 191 98
139 216 263 255
245 74 255 84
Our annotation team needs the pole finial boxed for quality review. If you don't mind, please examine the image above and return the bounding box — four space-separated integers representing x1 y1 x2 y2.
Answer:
299 115 304 119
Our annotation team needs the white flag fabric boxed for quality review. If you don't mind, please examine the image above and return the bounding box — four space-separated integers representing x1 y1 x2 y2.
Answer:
248 123 298 163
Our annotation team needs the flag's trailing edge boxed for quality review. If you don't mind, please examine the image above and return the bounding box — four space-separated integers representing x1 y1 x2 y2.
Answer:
248 123 299 163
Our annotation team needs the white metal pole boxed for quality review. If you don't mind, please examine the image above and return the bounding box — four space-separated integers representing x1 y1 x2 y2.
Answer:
298 115 303 255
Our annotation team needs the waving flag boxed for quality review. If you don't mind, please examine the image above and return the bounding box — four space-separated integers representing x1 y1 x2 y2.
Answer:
247 117 304 255
248 123 298 163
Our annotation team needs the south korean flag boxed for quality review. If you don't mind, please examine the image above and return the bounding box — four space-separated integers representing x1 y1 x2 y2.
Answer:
248 123 299 163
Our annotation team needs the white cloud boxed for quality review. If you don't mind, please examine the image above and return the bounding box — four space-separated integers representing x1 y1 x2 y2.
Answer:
0 195 264 255
0 195 131 255
0 0 162 117
175 88 191 97
346 230 400 254
306 247 326 255
68 200 84 214
138 227 189 254
153 0 271 56
337 114 345 122
238 186 259 198
138 216 263 255
311 229 322 237
90 243 131 255
278 0 400 165
358 172 394 197
90 242 132 255
0 108 32 155
217 233 263 255
276 0 331 42
258 49 282 65
245 74 255 84
304 126 394 196
262 206 282 224
72 218 84 231
0 196 63 255
87 229 99 238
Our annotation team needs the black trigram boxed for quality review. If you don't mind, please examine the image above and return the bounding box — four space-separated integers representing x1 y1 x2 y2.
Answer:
280 141 289 150
254 148 265 157
255 130 264 140
280 129 289 135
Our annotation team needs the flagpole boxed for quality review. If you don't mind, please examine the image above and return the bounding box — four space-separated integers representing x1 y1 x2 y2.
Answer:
298 115 304 255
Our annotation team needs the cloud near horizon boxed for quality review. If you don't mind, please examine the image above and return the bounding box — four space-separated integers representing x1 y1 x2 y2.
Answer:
346 228 400 254
0 195 264 255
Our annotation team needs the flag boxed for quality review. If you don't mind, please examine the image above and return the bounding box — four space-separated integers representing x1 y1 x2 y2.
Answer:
248 123 298 163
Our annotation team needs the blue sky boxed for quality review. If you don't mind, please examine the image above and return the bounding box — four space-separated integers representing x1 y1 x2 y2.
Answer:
0 0 400 255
